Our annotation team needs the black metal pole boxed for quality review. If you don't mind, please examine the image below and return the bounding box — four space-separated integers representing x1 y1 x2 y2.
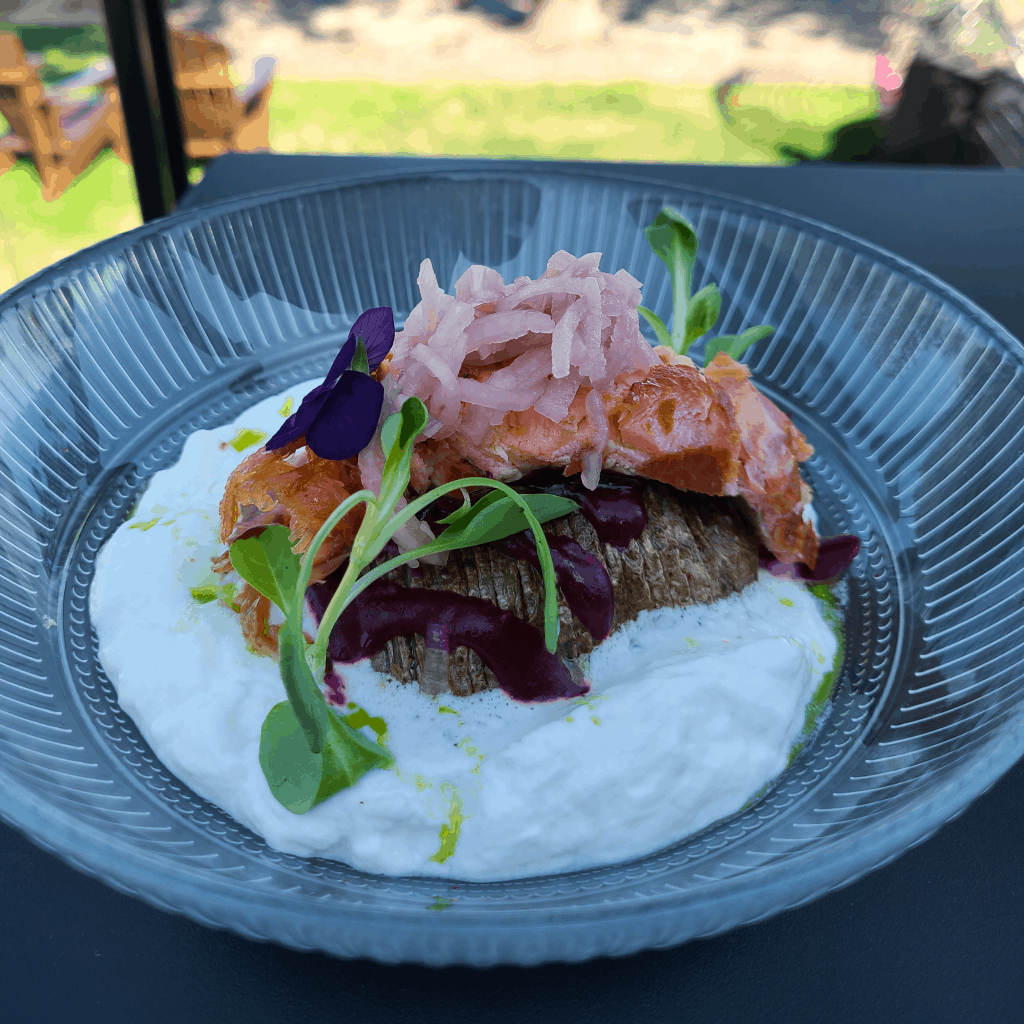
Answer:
102 0 188 220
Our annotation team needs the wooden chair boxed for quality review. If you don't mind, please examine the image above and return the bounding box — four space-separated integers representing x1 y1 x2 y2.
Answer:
0 32 129 201
170 31 276 159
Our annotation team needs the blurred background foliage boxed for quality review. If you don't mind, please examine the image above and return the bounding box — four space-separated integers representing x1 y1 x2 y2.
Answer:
3 0 1020 290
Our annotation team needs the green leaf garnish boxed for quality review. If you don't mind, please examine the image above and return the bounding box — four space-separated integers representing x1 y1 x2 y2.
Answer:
345 476 574 657
277 622 332 754
434 487 504 529
397 394 429 449
637 305 672 348
684 283 722 350
259 699 391 814
435 492 579 549
644 206 699 355
642 206 773 364
350 336 369 376
645 205 698 270
229 524 301 614
380 410 401 458
377 396 429 516
240 391 576 817
703 325 775 365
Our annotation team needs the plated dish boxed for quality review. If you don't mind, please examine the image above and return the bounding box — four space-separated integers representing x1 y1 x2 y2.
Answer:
1 170 1022 964
90 216 851 880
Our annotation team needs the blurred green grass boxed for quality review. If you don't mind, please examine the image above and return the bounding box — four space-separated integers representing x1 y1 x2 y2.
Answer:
0 150 142 293
2 78 877 292
270 80 877 163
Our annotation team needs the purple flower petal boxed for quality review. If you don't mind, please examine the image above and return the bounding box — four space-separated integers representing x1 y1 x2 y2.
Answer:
348 307 395 371
323 335 358 384
305 370 385 460
264 306 395 456
323 308 393 380
265 378 333 451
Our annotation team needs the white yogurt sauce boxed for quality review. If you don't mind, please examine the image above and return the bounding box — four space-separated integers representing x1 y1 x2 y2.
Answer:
90 381 838 881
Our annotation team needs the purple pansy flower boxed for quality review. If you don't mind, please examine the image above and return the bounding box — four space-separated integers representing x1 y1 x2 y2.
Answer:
266 307 395 461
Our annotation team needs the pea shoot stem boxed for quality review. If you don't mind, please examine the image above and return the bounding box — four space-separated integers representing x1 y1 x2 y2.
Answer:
346 477 562 652
670 236 692 354
234 395 578 808
304 475 563 684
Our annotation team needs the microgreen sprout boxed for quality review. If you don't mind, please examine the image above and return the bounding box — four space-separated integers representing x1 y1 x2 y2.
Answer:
230 390 578 814
638 206 775 364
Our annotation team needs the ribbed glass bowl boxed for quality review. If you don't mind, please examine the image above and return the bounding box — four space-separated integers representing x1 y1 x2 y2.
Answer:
1 169 1022 966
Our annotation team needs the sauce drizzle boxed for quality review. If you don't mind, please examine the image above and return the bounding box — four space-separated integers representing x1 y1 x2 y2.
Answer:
309 475 855 704
516 470 647 550
307 577 589 704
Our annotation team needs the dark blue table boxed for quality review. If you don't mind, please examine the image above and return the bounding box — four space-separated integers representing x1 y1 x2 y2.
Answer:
3 156 1023 1024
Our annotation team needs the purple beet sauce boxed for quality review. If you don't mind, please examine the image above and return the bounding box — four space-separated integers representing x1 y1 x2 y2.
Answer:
323 660 346 707
418 476 629 644
516 469 647 549
494 533 613 642
306 577 588 704
759 534 861 583
306 473 857 705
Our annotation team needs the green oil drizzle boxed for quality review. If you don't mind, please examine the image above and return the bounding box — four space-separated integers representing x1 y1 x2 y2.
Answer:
742 779 773 810
809 581 839 611
128 517 160 532
569 693 608 714
566 695 608 725
785 582 846 768
779 596 794 607
342 703 389 746
225 427 268 453
456 735 485 774
429 783 465 864
430 896 455 911
190 582 237 606
742 582 847 807
278 396 294 417
437 705 459 715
